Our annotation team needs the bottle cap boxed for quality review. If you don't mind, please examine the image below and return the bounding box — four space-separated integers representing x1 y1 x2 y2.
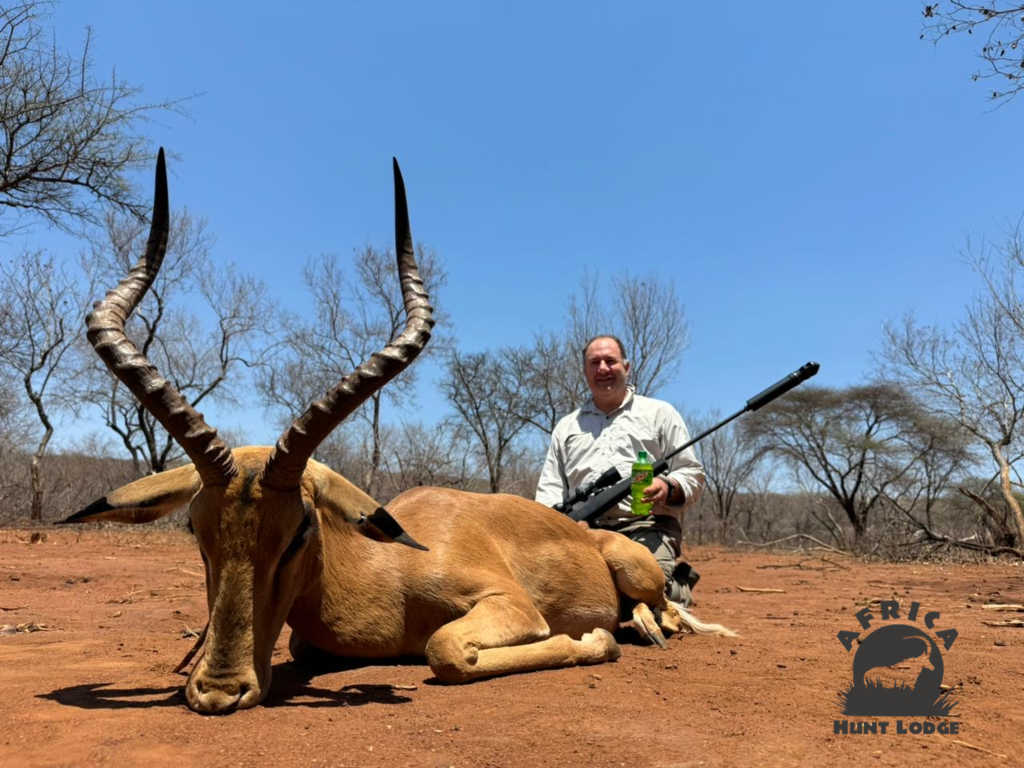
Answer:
637 450 648 462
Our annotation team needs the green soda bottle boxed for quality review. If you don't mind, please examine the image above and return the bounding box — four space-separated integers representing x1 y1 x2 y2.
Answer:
630 450 654 516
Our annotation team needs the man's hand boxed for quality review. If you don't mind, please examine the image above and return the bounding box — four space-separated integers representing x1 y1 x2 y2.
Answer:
641 477 670 506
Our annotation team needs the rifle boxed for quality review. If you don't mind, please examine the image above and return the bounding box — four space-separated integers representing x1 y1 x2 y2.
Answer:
553 465 622 514
564 361 820 523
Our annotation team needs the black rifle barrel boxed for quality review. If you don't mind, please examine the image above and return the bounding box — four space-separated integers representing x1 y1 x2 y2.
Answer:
745 361 820 412
566 361 820 523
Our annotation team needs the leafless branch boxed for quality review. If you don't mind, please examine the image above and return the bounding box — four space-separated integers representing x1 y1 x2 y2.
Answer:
922 3 1024 104
737 532 851 555
881 242 1024 547
75 209 271 473
0 2 189 234
257 245 446 497
0 248 91 518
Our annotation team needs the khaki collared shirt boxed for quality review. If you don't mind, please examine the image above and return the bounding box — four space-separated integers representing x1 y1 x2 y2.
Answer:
535 389 705 528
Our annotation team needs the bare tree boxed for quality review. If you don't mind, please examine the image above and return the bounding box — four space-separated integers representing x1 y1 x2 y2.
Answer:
513 270 690 439
442 349 532 493
734 465 781 544
881 223 1024 556
493 443 547 500
0 249 90 519
743 384 939 548
877 412 973 535
922 2 1024 104
564 270 689 397
378 420 475 497
0 378 32 513
613 275 689 396
949 476 1024 556
0 379 30 454
502 335 586 436
691 409 764 541
883 303 1024 548
78 209 271 474
0 2 185 234
976 220 1024 336
258 246 446 497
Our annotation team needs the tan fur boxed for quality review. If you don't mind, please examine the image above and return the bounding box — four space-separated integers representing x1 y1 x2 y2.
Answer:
71 155 735 716
73 446 724 713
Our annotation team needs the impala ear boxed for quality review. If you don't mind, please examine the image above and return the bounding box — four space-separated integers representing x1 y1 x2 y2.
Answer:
305 461 427 551
60 464 201 525
358 506 429 551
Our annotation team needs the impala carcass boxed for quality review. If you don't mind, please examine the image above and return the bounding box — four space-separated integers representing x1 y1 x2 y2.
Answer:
63 151 733 714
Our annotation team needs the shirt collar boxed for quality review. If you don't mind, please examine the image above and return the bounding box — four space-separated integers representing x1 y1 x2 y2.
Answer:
582 386 635 416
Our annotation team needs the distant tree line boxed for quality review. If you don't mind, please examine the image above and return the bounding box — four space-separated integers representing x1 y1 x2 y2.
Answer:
4 223 1023 562
690 229 1024 559
1 1 1023 564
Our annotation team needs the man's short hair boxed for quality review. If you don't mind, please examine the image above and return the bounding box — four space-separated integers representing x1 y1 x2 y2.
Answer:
582 334 628 365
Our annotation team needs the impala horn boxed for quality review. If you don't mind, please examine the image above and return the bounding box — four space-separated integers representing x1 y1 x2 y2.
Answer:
86 149 237 488
260 158 434 491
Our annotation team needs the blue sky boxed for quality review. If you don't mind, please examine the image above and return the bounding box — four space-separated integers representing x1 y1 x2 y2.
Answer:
7 2 1024 449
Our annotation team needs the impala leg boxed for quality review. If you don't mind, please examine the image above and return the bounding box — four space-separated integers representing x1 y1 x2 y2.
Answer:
588 528 666 606
288 630 335 667
424 593 620 683
631 603 668 649
589 528 677 645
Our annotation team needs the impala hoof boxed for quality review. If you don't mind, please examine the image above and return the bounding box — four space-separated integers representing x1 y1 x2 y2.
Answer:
631 603 668 649
580 627 621 663
185 669 264 714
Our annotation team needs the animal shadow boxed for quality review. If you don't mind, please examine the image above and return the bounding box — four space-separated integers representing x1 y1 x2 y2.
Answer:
38 682 183 710
265 659 418 708
39 660 419 712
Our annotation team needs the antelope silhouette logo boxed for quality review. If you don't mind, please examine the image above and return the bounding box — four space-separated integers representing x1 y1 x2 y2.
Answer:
837 601 958 717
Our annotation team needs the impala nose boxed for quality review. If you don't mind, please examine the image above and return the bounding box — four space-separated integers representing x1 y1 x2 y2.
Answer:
186 669 263 714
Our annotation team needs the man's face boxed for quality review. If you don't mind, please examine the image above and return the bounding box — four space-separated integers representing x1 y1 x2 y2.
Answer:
584 338 630 403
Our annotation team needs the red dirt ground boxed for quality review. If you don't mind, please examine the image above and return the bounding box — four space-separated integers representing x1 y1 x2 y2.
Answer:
0 528 1021 768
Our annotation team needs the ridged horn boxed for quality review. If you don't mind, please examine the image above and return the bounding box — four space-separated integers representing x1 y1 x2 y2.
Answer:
260 158 433 491
86 149 237 488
